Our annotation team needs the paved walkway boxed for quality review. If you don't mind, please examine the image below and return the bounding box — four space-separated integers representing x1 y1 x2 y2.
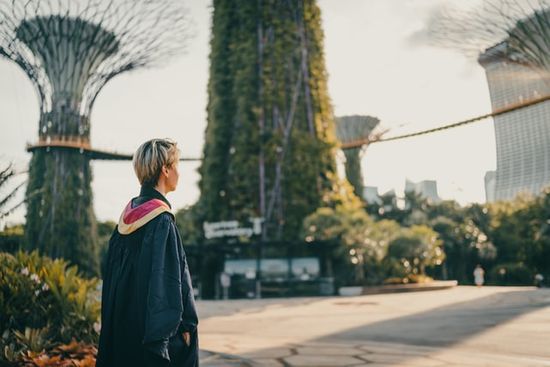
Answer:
202 339 550 366
197 287 550 366
200 349 256 366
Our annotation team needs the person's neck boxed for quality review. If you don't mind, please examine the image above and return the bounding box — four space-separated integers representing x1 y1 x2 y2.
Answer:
154 184 168 197
138 185 171 209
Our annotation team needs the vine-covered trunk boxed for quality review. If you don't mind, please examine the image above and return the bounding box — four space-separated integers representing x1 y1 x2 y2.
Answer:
343 147 364 199
25 111 98 276
199 0 342 241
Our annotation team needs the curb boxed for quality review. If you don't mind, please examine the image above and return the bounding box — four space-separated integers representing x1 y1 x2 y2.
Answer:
339 280 458 296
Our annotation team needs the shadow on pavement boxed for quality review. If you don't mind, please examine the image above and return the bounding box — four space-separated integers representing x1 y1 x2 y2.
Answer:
222 288 550 366
317 288 549 347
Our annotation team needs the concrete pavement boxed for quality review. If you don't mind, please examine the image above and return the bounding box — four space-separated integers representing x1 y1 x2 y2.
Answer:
197 286 550 366
200 349 256 366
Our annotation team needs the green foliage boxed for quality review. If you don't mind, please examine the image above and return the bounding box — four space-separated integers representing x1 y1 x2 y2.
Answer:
175 205 203 245
430 215 495 283
303 207 347 242
387 225 444 276
360 219 397 256
0 250 100 363
0 224 24 253
383 274 434 285
11 327 51 354
305 179 550 287
483 190 550 280
488 263 534 285
25 150 99 276
342 149 363 198
303 206 402 285
198 0 350 241
97 220 116 277
366 190 407 224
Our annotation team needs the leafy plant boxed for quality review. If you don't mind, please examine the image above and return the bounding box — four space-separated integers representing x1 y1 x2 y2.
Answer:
488 262 534 285
0 251 100 365
386 225 445 277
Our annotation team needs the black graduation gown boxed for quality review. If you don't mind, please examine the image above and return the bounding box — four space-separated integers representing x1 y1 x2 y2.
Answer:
96 187 199 367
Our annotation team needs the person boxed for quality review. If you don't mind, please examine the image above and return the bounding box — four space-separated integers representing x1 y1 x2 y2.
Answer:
473 264 485 288
97 139 199 367
535 273 544 288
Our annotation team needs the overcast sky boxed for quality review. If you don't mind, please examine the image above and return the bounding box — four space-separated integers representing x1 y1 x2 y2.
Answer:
0 0 496 226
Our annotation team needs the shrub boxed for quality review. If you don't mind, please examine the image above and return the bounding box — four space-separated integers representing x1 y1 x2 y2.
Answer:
0 225 24 253
488 263 534 285
386 225 444 276
0 251 100 365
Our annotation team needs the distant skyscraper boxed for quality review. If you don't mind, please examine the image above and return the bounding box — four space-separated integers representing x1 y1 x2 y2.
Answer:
484 170 496 203
404 179 441 203
362 186 382 205
478 42 550 201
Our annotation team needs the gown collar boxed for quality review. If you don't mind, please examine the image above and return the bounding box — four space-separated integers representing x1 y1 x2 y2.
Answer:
117 186 173 235
139 185 172 209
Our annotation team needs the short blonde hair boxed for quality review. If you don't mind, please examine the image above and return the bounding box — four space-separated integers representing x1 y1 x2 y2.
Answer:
133 138 180 187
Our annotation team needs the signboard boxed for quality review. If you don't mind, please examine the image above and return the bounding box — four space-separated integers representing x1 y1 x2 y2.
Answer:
203 217 264 239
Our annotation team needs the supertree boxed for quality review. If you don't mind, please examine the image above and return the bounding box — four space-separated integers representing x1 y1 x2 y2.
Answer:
0 0 190 275
198 0 358 242
417 0 549 75
334 115 380 199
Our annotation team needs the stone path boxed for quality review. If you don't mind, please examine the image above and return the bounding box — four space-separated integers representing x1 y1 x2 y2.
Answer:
197 287 550 366
200 349 256 367
203 340 550 366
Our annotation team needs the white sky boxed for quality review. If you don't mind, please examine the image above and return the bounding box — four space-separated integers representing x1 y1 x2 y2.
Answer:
0 0 496 226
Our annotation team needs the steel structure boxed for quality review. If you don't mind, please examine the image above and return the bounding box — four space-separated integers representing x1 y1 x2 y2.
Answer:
1 0 190 145
0 0 190 273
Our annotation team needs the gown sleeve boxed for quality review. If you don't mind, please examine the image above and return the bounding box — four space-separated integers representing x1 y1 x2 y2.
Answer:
176 225 199 334
142 214 184 361
96 230 121 367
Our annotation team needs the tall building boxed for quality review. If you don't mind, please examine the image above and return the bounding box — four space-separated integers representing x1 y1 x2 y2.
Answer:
362 186 382 205
478 42 550 201
404 179 441 203
484 170 497 203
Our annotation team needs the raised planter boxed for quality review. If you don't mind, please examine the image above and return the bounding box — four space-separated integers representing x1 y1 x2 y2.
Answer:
338 286 363 296
339 280 458 296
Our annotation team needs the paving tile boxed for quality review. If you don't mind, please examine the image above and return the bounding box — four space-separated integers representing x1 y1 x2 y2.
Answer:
296 346 361 356
252 358 286 366
284 354 364 366
356 352 443 366
242 347 294 359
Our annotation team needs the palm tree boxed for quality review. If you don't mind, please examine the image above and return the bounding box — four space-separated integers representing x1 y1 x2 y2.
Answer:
0 163 25 221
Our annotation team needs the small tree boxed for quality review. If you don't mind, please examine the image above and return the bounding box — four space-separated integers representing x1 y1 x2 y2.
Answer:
387 225 444 278
430 216 495 282
303 205 401 285
486 190 550 281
